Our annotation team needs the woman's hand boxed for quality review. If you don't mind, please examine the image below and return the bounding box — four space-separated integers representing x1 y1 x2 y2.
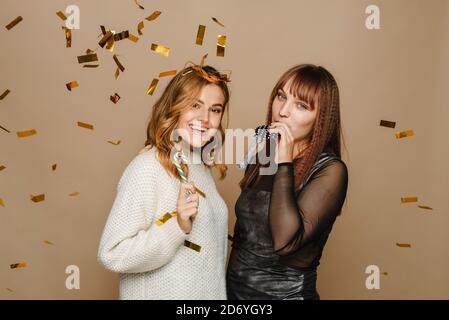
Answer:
268 122 295 163
176 183 199 234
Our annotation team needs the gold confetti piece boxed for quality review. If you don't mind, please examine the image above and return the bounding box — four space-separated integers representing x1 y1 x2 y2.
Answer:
107 140 121 145
0 198 4 207
382 272 388 276
5 16 23 30
52 164 57 171
77 121 94 130
146 78 159 95
100 25 107 35
6 288 14 292
56 11 67 21
227 234 234 242
146 11 162 22
134 0 145 10
98 30 114 48
151 43 170 56
113 55 125 72
69 192 80 197
212 17 225 27
395 129 414 139
10 262 27 269
137 21 144 35
401 197 418 203
66 81 79 91
44 240 54 245
30 194 45 203
196 25 206 45
194 186 206 198
217 35 226 57
82 64 99 68
0 125 11 133
62 26 72 48
128 33 139 43
155 211 177 226
418 205 433 210
113 30 129 41
0 89 11 100
0 165 5 171
115 67 120 80
159 70 177 77
77 53 98 64
380 120 396 128
110 93 121 104
396 243 411 248
16 129 37 138
184 240 202 252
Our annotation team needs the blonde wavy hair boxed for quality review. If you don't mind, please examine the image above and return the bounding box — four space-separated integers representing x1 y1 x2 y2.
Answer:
140 64 230 181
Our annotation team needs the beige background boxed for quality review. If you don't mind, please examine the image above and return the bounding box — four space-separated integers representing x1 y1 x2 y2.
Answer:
1 0 448 299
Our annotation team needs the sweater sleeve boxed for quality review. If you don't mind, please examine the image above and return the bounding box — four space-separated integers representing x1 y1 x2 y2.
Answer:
97 152 188 273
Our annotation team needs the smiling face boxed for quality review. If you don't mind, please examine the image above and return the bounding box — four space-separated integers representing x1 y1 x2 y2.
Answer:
176 83 225 148
271 78 318 144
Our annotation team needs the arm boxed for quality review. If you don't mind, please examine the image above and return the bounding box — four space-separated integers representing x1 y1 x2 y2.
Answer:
269 159 348 255
97 153 187 273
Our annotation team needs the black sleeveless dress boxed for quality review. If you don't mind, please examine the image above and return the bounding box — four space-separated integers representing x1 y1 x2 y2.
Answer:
226 152 348 300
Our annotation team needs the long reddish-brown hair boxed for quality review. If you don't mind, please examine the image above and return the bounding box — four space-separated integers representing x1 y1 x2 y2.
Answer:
240 64 344 191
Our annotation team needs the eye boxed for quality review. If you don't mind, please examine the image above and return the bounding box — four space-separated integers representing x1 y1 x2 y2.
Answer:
296 101 309 110
192 103 201 109
277 92 286 101
211 108 223 114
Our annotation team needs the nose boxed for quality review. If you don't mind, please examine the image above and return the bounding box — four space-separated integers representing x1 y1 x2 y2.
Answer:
279 101 291 118
197 105 210 124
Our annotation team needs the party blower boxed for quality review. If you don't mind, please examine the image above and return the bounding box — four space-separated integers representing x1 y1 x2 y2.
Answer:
238 125 279 170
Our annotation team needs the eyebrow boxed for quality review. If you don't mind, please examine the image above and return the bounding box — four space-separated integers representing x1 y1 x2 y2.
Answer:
197 99 224 108
278 89 312 109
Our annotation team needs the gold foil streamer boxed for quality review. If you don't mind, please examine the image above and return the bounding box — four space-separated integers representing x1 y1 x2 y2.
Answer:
77 121 94 130
98 30 114 48
114 30 129 41
159 70 177 77
216 35 226 57
10 262 27 269
137 21 144 35
113 55 125 72
5 16 23 30
194 186 206 198
134 0 144 10
16 129 37 138
146 78 159 95
380 120 396 128
184 240 202 252
155 211 177 226
0 125 10 133
83 64 99 68
0 197 4 207
30 194 45 203
77 53 98 64
100 25 106 35
417 205 433 210
0 165 5 171
128 33 139 43
115 67 120 79
396 243 411 248
0 89 11 100
52 164 57 171
401 197 418 203
110 93 121 104
151 43 170 56
146 11 162 21
196 25 206 45
212 17 225 27
44 240 54 245
395 129 414 139
107 140 121 145
382 272 388 276
62 26 72 48
69 192 80 197
56 11 67 21
6 288 14 292
66 81 79 91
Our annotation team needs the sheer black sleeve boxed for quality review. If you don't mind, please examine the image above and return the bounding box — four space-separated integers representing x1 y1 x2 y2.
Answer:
269 160 348 256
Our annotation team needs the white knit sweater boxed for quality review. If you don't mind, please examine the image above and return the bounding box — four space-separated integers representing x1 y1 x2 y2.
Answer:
97 146 229 300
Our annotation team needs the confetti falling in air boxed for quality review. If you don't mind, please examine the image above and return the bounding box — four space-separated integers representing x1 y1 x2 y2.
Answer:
146 11 162 21
62 26 71 47
216 35 226 57
382 272 388 276
110 93 121 104
30 194 45 203
134 0 144 10
401 197 418 203
16 129 37 138
66 81 79 91
159 70 177 77
113 30 129 42
107 140 121 145
52 164 57 171
155 211 177 226
146 78 159 95
44 240 54 245
137 21 144 35
417 205 433 211
77 52 98 64
151 43 170 56
0 125 11 133
56 11 67 21
68 192 80 197
0 165 6 171
380 120 396 128
395 129 414 139
128 33 139 43
77 121 94 130
212 17 225 27
5 16 23 30
396 243 411 248
184 240 202 252
0 197 5 207
196 25 206 45
10 262 27 269
0 89 11 100
6 288 14 292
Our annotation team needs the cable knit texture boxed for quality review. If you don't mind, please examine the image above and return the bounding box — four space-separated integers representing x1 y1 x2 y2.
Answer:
97 146 229 300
